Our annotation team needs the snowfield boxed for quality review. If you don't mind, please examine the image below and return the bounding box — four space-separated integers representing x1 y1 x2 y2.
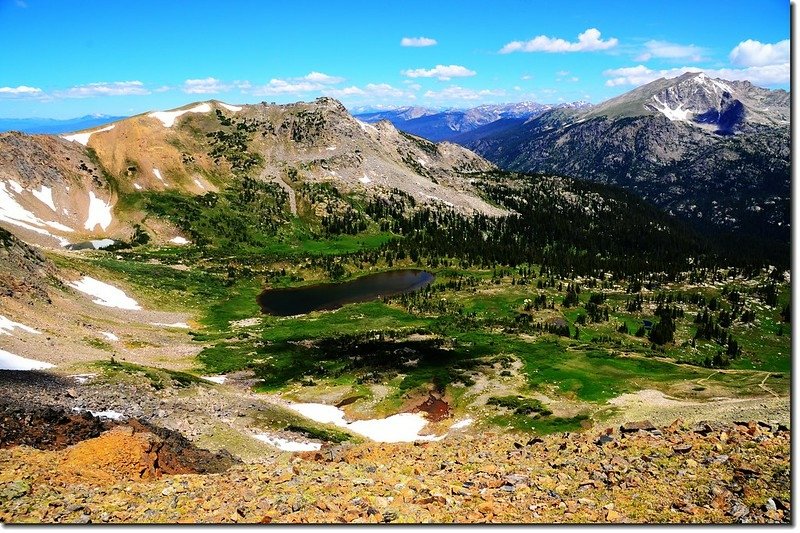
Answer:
252 434 322 452
150 322 190 328
68 276 141 310
148 103 212 127
61 124 115 146
449 418 473 430
287 403 443 443
0 349 54 371
84 191 113 231
72 407 126 420
218 102 242 112
0 315 40 336
32 185 56 211
0 181 72 246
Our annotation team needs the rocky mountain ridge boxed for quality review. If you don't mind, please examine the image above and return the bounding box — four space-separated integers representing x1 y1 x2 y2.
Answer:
0 97 501 250
460 73 790 249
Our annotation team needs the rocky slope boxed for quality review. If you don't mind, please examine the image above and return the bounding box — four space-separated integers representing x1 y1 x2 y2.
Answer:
0 226 59 302
0 403 789 523
0 98 501 250
463 73 790 246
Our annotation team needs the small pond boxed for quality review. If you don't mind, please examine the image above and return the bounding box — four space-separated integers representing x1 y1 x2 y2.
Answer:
257 269 434 316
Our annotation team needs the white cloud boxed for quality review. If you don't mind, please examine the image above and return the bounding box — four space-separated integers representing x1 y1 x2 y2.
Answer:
729 39 789 67
0 85 42 97
250 72 344 96
603 63 789 87
635 40 706 62
500 28 617 54
402 64 476 81
423 86 505 101
401 36 437 47
57 81 150 98
183 77 231 94
325 83 412 101
303 71 344 84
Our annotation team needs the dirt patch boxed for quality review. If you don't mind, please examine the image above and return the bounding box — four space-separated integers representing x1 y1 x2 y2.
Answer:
0 402 237 484
412 394 451 422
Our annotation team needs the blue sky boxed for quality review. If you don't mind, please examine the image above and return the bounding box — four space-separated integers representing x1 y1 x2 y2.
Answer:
0 0 790 118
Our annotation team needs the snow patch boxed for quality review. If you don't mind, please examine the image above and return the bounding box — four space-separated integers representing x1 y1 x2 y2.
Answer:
100 331 119 341
287 402 443 443
150 322 190 329
0 182 71 246
0 349 54 371
148 103 212 127
72 407 125 420
44 220 74 232
153 168 165 183
62 124 115 146
70 374 96 384
252 434 321 452
359 175 372 184
651 96 691 122
356 119 377 133
88 239 115 249
133 183 143 190
68 276 141 310
201 375 227 384
218 102 242 112
193 178 205 190
0 315 40 336
32 185 56 211
449 418 473 430
326 145 337 151
84 191 113 231
170 236 190 245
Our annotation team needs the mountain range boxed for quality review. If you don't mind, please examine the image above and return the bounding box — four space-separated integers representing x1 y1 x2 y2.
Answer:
0 114 127 135
355 101 591 142
458 72 790 249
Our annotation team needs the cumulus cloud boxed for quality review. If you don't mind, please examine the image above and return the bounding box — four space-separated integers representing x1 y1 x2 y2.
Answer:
56 81 149 98
729 39 789 67
183 77 230 94
251 72 345 96
635 40 706 62
499 28 617 54
423 85 505 101
183 77 251 94
325 83 412 101
401 36 437 47
0 85 42 97
303 71 344 84
603 63 789 87
402 64 476 81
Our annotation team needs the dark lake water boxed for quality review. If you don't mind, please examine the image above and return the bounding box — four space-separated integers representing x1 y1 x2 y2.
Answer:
257 269 434 316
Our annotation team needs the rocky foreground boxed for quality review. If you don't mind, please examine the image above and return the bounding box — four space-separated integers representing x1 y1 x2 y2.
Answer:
0 404 789 524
